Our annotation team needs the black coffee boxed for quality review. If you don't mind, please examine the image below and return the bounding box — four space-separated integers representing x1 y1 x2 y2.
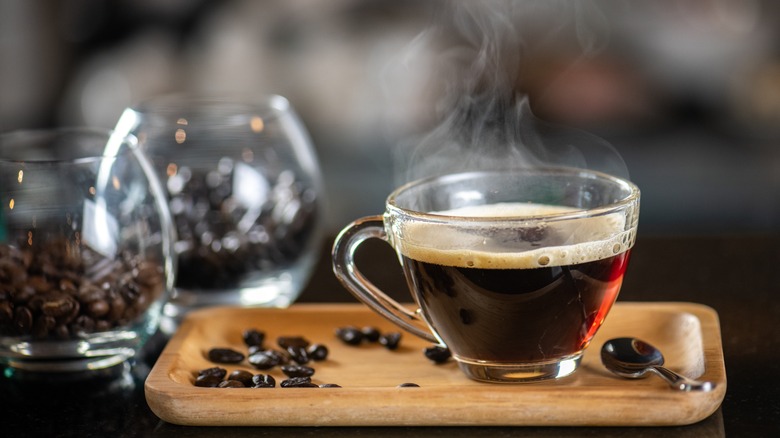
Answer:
398 202 633 363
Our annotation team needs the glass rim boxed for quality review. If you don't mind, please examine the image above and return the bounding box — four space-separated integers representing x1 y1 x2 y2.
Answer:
386 167 640 224
129 93 291 117
0 128 138 165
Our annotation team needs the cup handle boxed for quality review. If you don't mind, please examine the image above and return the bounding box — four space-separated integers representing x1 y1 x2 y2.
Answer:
332 216 438 343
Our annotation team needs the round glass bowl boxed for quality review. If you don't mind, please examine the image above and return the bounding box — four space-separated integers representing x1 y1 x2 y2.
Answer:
0 128 175 376
116 94 323 319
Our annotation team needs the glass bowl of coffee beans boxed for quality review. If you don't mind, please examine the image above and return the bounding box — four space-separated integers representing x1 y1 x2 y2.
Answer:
115 94 323 319
0 128 175 376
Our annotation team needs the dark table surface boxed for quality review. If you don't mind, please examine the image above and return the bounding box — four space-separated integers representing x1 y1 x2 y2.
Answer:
2 234 779 437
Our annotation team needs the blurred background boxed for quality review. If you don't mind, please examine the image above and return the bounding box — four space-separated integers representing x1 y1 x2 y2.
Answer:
2 0 780 236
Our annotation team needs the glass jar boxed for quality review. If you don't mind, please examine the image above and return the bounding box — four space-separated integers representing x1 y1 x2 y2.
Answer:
0 128 175 376
115 94 323 323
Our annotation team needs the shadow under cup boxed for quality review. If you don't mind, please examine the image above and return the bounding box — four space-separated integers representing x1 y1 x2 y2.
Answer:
333 168 640 383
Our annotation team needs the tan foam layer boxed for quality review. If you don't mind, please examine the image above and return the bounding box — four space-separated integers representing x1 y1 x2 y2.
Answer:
397 202 634 269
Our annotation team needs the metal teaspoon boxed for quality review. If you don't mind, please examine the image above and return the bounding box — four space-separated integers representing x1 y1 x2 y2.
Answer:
601 337 716 392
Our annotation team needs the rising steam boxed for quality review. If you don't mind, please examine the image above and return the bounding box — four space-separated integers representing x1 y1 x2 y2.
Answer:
390 0 628 184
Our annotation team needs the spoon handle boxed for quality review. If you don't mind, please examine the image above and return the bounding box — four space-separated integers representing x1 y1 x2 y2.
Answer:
650 366 716 392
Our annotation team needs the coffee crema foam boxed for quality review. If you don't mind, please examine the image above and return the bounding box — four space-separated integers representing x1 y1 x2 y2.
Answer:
398 202 633 269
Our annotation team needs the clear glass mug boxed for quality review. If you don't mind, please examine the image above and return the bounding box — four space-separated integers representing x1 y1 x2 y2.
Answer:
333 168 639 383
0 128 175 376
115 94 324 323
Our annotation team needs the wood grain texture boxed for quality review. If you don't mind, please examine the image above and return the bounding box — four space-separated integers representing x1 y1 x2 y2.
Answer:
145 302 726 426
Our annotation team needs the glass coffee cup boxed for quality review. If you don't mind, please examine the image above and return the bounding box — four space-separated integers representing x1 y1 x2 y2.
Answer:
333 168 639 383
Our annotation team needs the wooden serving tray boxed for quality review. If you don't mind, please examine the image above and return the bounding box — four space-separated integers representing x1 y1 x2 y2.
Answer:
145 302 726 426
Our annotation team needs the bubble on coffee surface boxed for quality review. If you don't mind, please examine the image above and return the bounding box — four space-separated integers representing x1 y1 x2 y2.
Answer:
400 202 633 269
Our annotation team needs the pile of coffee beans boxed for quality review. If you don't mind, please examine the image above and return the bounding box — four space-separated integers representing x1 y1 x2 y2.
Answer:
197 329 339 389
0 240 165 340
166 161 318 290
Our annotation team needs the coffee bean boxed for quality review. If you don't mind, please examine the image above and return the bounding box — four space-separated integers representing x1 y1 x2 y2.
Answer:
277 336 310 349
243 329 265 348
248 349 286 370
228 370 254 387
280 376 318 388
379 332 402 350
198 367 227 379
59 278 77 293
218 380 245 388
71 315 95 334
13 306 32 334
281 364 315 378
207 348 245 364
360 326 381 343
77 284 105 305
195 374 223 387
335 326 363 345
94 320 112 332
307 344 329 361
247 345 265 356
40 294 78 319
286 345 310 365
87 300 110 318
134 262 164 288
424 345 451 364
397 383 420 387
251 373 276 388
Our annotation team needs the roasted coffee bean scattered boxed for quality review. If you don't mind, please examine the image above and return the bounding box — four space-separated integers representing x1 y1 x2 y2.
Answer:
280 376 318 388
379 332 402 350
166 161 319 291
307 343 329 361
423 345 451 364
207 347 245 364
228 369 254 387
195 373 224 388
252 373 276 388
319 383 341 388
281 364 315 378
335 326 363 345
286 345 310 365
0 240 165 339
360 326 381 342
248 349 287 370
243 329 266 348
336 325 403 351
198 367 228 379
397 383 420 388
195 328 340 388
277 335 310 349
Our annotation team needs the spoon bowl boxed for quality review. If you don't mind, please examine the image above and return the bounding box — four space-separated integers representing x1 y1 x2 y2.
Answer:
601 337 715 392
